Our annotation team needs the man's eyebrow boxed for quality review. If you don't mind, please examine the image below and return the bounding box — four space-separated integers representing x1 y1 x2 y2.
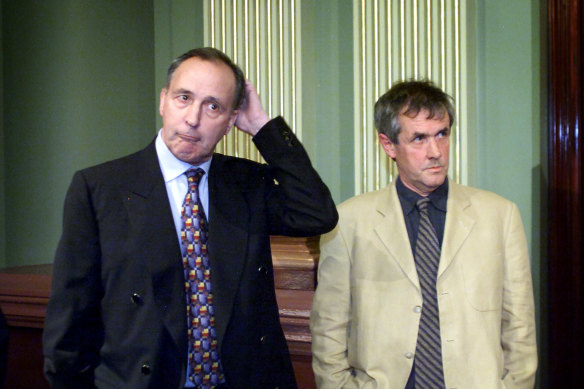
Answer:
203 96 222 104
411 127 450 137
171 88 193 96
410 131 427 139
172 89 225 104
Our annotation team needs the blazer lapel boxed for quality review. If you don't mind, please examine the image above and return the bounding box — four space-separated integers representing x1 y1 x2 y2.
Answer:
122 142 187 356
439 179 475 278
374 183 420 291
206 154 250 350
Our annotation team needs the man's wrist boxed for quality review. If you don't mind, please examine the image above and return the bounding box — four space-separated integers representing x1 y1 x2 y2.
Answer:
249 115 270 136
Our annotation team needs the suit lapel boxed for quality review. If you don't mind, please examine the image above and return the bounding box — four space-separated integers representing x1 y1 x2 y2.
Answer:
374 183 420 291
206 154 250 350
122 142 187 357
373 180 476 285
439 180 475 278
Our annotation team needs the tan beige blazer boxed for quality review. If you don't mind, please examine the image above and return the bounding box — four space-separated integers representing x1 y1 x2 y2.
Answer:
311 179 537 389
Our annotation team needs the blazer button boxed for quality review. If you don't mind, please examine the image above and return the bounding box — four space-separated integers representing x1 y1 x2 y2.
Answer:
141 363 151 375
131 293 143 305
258 265 269 276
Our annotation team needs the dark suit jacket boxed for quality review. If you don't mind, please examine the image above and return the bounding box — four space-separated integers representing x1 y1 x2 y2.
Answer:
43 117 338 388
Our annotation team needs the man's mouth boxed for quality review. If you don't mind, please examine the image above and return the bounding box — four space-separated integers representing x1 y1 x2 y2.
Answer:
425 165 443 172
178 134 200 143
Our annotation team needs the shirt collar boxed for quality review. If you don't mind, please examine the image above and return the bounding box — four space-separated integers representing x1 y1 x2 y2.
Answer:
396 176 449 215
155 129 212 183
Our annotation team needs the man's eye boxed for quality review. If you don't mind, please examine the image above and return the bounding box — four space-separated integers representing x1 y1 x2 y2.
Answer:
205 102 223 117
178 95 189 102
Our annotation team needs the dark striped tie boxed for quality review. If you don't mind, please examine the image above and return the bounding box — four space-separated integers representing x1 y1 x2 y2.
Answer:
413 198 445 389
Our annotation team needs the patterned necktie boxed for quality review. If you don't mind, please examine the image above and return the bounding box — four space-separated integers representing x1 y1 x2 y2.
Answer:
413 197 445 389
181 168 224 388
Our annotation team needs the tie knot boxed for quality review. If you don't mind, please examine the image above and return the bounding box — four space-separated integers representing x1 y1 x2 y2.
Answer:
416 197 431 212
185 168 205 184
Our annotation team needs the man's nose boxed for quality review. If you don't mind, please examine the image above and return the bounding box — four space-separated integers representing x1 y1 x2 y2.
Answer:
427 138 441 158
186 104 202 127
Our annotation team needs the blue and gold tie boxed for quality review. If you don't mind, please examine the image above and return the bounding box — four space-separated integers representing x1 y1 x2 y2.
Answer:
181 168 224 388
413 198 445 389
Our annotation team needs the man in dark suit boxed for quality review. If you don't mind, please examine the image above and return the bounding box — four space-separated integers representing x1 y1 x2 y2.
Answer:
42 47 337 389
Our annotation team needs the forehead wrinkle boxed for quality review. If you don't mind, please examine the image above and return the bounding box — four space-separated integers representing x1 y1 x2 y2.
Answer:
170 58 236 106
399 115 450 139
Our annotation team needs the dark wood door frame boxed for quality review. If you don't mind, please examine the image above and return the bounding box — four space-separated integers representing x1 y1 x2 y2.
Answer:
548 0 584 387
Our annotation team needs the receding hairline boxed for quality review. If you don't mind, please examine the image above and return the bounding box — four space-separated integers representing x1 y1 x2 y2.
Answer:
165 57 240 110
165 47 246 110
168 56 235 82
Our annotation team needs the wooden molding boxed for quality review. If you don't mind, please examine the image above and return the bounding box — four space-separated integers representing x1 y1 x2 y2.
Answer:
0 236 319 387
271 235 320 291
271 236 319 387
0 265 51 328
548 0 584 387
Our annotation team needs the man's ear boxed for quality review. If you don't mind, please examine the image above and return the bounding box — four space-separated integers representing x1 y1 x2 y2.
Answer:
159 88 167 117
379 133 397 159
225 110 238 135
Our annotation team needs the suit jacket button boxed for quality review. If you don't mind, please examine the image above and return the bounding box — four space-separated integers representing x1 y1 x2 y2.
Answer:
258 265 269 276
131 293 143 305
141 363 151 375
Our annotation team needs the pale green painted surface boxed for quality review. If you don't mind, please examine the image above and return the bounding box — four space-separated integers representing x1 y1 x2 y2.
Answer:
1 1 155 267
300 1 355 204
474 1 545 386
0 1 5 268
153 0 205 131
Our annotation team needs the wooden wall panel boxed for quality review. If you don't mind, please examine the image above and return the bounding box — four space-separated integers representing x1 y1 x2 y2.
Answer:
0 265 51 388
548 0 584 387
0 237 319 388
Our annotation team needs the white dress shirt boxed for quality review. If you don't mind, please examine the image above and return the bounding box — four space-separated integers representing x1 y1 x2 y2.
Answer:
155 130 211 246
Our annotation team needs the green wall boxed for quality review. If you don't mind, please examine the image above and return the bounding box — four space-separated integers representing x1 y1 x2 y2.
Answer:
300 2 355 203
153 0 205 131
1 0 155 267
0 0 546 383
0 1 5 268
474 2 546 386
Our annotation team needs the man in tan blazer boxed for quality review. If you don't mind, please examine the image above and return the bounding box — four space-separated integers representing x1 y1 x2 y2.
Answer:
310 80 537 389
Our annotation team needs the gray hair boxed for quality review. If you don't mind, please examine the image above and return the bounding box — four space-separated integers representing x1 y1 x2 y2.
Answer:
374 80 455 143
